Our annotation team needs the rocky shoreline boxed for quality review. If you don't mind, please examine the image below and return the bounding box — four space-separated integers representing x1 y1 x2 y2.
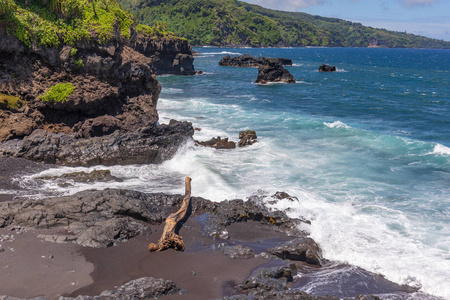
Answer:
0 17 439 300
0 175 423 299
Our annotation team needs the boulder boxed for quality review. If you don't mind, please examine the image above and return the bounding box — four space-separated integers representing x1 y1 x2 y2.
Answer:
219 54 293 67
268 237 325 266
318 64 336 72
238 130 258 147
255 60 296 84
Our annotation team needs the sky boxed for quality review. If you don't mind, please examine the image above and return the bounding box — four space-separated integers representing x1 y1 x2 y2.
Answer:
240 0 450 41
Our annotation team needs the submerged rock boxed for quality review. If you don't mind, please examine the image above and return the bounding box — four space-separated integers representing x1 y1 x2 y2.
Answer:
255 60 296 84
318 64 336 72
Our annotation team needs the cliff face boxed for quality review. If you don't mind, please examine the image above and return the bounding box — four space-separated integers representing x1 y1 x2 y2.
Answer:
132 36 197 75
0 28 195 166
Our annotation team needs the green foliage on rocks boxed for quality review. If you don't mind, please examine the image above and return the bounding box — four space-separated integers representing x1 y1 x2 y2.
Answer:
0 93 25 110
40 83 75 103
118 0 450 48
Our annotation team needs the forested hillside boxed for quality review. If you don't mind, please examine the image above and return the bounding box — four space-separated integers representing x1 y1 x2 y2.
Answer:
119 0 450 48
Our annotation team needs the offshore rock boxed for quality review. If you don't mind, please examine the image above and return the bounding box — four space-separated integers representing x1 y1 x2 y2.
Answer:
196 136 236 149
238 130 258 147
318 64 336 72
219 54 293 67
255 60 296 84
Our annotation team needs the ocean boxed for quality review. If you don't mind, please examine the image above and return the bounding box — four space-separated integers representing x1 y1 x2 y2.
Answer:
14 47 450 299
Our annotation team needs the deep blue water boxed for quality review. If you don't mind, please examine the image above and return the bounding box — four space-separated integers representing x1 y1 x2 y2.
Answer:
18 47 450 299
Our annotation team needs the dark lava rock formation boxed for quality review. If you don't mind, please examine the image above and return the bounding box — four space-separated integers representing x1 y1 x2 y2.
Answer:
318 64 336 72
255 60 296 84
0 189 306 248
60 277 186 299
0 27 197 166
196 136 237 149
219 54 293 67
239 130 258 147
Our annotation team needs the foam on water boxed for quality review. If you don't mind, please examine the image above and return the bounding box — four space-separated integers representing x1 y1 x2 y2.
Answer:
433 144 450 156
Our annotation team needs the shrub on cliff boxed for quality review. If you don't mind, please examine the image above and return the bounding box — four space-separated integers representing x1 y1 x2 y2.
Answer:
40 83 74 103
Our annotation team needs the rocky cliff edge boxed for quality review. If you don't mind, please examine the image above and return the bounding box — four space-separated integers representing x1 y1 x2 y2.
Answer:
0 27 196 166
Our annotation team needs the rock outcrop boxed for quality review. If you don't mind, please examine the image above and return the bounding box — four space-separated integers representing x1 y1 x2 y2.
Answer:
255 60 296 84
60 277 186 300
0 26 196 166
318 64 336 72
219 54 293 67
196 136 236 149
269 238 325 266
0 189 305 248
239 130 258 147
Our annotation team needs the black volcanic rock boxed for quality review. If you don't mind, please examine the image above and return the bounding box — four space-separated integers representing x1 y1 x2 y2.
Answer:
219 54 293 67
319 64 336 72
255 60 296 84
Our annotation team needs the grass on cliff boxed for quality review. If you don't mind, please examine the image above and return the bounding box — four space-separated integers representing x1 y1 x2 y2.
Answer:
0 0 179 47
0 92 25 110
40 83 74 103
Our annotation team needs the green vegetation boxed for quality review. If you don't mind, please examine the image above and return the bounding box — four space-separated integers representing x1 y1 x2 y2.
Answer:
0 92 25 110
0 0 135 47
40 83 75 103
136 21 183 39
118 0 450 48
74 58 84 67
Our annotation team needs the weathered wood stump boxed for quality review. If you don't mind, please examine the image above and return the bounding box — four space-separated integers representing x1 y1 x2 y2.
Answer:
148 177 192 252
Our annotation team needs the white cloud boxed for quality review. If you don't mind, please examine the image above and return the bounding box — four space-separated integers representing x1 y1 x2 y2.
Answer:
243 0 324 11
399 0 440 8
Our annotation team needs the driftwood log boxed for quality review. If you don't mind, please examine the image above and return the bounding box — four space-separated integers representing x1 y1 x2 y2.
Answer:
148 177 192 252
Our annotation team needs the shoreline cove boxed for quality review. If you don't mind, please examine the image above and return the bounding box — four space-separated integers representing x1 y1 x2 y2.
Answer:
0 46 449 300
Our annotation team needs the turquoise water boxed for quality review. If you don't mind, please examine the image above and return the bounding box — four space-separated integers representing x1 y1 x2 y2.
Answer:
20 47 450 299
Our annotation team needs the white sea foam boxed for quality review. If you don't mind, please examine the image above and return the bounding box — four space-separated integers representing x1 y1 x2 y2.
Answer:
432 143 450 156
324 121 350 129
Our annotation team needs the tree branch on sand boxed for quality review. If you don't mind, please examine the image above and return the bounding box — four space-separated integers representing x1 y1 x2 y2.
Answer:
148 177 192 252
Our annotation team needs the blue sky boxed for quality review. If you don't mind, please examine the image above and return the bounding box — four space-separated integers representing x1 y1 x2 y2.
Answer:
240 0 450 41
